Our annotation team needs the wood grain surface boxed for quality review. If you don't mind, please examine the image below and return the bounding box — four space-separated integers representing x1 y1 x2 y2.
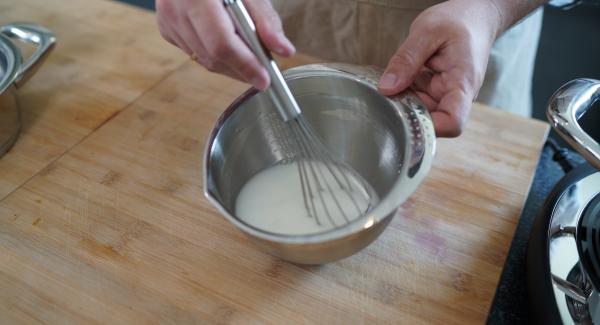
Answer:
0 0 549 324
0 0 187 199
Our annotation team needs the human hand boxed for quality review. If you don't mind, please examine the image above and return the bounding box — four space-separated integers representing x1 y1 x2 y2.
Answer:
378 0 501 137
156 0 295 90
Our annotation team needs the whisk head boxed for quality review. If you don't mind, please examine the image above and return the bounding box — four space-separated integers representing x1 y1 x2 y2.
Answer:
287 116 376 228
223 0 376 230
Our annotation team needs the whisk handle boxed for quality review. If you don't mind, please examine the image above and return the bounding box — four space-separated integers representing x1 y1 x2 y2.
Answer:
223 0 301 122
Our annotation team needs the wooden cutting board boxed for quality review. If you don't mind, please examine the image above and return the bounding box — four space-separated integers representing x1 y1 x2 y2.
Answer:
0 0 549 324
0 0 187 199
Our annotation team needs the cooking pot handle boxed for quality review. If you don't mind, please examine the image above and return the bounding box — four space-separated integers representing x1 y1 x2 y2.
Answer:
548 225 593 304
0 23 56 88
547 78 600 170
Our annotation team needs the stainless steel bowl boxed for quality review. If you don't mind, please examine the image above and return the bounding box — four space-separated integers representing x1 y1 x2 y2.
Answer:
203 63 435 264
0 23 55 158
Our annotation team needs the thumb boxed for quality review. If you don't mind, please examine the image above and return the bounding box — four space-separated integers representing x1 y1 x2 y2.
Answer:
244 0 295 57
378 32 439 96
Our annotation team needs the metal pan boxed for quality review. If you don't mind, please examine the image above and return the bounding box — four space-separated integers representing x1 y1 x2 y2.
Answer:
0 23 55 158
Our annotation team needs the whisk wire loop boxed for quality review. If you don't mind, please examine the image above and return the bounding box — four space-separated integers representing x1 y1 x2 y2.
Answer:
289 116 372 227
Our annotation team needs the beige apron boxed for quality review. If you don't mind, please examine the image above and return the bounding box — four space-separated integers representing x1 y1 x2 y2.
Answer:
272 0 544 117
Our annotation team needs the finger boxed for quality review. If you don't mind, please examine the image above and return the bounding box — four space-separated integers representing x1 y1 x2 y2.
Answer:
158 16 193 55
409 69 439 109
179 16 207 56
244 0 295 56
188 2 269 90
156 0 191 53
411 68 435 98
378 31 441 95
156 0 178 44
430 88 472 137
413 90 438 111
220 67 247 82
170 29 193 55
182 15 247 83
413 67 451 103
426 55 445 73
194 56 245 82
157 23 177 47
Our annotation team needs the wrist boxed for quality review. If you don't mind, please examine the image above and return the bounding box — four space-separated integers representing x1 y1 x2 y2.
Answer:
485 0 549 37
426 0 500 47
483 0 504 40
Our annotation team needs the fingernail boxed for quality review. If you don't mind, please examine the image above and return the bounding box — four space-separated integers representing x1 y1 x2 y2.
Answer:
273 47 286 55
251 74 269 90
284 38 295 52
251 76 262 89
278 33 295 54
379 73 397 89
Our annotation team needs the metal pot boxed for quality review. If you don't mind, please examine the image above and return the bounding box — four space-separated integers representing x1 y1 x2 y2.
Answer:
527 79 600 324
547 79 600 310
0 23 55 158
203 63 435 264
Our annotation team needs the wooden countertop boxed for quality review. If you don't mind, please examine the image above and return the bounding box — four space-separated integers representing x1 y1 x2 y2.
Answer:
0 0 549 323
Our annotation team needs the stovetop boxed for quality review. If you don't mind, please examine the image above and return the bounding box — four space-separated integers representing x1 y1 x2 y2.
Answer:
547 168 600 324
488 145 587 324
547 170 600 324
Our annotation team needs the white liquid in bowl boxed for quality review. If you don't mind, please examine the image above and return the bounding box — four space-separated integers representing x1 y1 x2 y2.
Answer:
235 161 377 235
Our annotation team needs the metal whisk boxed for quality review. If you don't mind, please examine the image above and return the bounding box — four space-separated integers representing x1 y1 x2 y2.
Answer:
224 0 374 227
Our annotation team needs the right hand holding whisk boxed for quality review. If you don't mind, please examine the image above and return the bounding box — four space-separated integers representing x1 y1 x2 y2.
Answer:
156 0 295 90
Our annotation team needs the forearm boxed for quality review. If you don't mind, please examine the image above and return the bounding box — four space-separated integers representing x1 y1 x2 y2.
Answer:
487 0 549 38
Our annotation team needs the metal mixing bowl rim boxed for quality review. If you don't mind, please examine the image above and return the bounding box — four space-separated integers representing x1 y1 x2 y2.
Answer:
203 63 435 245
